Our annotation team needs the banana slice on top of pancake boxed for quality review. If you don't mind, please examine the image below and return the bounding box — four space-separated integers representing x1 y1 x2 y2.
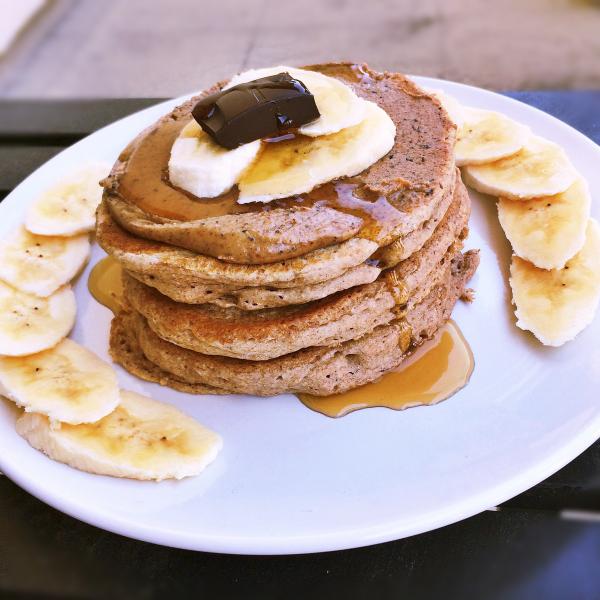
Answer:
498 177 591 270
169 120 260 198
26 163 110 236
455 108 530 167
16 390 223 481
0 227 90 297
462 135 577 199
0 338 119 424
0 282 75 356
238 100 395 203
510 218 600 347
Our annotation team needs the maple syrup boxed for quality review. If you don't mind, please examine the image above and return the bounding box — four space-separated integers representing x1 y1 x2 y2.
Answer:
88 256 123 313
297 320 473 418
383 269 409 318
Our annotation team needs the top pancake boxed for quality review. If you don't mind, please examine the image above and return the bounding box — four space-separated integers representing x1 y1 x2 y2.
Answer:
102 62 456 264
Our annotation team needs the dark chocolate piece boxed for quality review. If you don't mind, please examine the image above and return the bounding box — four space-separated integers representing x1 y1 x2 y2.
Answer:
191 72 320 149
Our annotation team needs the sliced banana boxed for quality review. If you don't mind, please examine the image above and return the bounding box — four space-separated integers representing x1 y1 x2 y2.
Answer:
26 163 110 236
16 390 223 481
455 108 530 166
225 66 366 137
498 177 591 270
0 282 75 356
0 338 119 424
169 120 260 198
425 88 465 129
462 135 577 199
0 227 90 297
510 218 600 346
238 100 395 203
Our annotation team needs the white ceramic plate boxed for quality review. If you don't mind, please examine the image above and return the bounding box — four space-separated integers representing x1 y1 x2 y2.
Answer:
1 77 599 555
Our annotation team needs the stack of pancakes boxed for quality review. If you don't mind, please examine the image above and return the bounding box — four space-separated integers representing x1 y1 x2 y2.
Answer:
96 63 479 397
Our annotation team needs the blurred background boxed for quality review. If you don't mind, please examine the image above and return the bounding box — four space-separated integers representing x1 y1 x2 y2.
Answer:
1 0 599 98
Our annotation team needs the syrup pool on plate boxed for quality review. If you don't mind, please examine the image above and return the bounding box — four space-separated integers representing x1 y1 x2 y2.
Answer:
88 256 123 314
297 321 474 418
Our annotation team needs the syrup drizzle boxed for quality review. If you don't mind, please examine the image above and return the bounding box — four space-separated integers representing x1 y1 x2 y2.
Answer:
383 269 409 318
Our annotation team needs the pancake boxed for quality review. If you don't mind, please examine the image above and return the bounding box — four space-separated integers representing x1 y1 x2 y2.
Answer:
102 62 456 264
96 201 379 289
123 242 459 361
124 171 467 308
127 261 382 309
110 249 479 396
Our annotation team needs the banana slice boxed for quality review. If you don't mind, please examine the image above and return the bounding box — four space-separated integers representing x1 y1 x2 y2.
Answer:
169 120 260 198
498 177 591 270
510 218 600 346
0 338 119 424
455 108 530 166
238 100 395 203
0 227 90 297
0 282 75 356
462 135 577 199
16 390 223 481
425 88 465 128
225 66 366 137
26 163 110 236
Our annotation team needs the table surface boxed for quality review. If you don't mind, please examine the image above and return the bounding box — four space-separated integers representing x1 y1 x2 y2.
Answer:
1 91 600 599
